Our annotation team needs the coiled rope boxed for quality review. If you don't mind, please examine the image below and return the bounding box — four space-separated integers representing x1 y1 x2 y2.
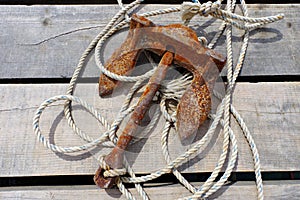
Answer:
33 0 283 199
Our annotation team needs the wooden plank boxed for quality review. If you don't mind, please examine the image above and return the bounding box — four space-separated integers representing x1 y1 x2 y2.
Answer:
0 4 298 79
0 82 299 177
0 181 300 199
1 0 297 5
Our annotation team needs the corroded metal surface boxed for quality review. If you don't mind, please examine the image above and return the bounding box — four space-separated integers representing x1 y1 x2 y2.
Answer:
95 51 174 188
96 14 226 188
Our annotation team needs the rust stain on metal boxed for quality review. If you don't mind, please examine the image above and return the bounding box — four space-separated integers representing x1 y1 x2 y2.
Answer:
95 51 174 188
96 14 226 188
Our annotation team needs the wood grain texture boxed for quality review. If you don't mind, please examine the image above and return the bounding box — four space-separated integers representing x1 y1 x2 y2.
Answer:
0 4 298 79
1 0 297 5
0 181 300 200
0 82 299 177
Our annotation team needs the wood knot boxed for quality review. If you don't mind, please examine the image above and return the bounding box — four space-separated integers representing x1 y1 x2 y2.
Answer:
42 18 52 26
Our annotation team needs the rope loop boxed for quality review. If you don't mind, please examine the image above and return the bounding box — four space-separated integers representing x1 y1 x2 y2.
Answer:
33 0 284 199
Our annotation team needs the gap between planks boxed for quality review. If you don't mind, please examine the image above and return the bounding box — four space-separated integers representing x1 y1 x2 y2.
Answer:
0 181 300 200
0 82 299 177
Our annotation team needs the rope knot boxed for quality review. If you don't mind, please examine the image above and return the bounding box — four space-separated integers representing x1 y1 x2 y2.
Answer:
98 155 127 178
104 168 127 178
181 1 221 22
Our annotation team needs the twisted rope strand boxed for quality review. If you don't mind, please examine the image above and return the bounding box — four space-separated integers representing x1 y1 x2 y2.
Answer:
63 0 144 146
181 1 283 30
161 120 197 194
33 1 284 199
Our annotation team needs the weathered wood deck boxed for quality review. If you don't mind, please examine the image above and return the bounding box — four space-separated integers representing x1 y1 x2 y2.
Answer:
0 3 299 200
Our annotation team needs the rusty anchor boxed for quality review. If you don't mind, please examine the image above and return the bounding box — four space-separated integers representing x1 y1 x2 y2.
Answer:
94 14 226 189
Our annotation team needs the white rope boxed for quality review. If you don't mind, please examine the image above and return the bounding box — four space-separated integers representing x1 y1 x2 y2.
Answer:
33 1 284 200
